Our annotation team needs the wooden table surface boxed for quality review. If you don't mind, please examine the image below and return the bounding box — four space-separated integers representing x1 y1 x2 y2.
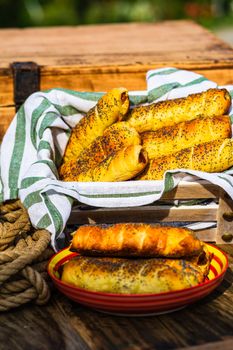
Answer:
0 244 232 350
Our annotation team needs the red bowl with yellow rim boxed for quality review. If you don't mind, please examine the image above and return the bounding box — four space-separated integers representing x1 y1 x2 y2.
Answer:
47 243 228 316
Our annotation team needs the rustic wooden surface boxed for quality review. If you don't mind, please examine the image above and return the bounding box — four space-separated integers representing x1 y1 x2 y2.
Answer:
1 20 233 140
1 20 233 107
0 106 14 140
217 192 233 244
0 244 232 350
69 204 217 223
68 181 229 244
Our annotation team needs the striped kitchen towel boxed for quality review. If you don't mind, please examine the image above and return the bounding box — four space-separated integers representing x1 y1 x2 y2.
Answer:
0 67 233 249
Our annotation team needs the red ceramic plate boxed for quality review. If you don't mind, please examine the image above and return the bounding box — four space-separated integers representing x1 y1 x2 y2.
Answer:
47 244 228 316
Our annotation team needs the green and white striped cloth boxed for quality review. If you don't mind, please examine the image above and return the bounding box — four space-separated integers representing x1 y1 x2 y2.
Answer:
1 67 233 249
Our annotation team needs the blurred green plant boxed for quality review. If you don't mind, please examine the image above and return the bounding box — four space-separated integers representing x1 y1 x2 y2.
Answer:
0 0 232 29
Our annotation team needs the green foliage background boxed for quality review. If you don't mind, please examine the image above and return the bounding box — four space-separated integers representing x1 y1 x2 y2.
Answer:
0 0 232 29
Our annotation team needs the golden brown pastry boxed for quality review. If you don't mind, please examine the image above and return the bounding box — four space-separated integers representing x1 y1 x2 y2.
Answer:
63 87 130 162
138 138 233 180
64 145 148 182
61 255 206 294
188 243 213 276
141 115 231 159
59 122 140 180
127 88 231 133
71 223 203 258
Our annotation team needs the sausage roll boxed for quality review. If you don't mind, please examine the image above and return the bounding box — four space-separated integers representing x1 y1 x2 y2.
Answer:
127 88 231 133
61 255 206 294
138 138 233 180
188 243 212 276
141 115 231 159
64 145 148 182
71 223 203 258
63 87 130 162
59 122 140 180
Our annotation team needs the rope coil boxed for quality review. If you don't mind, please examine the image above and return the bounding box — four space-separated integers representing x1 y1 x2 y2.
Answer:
0 200 53 311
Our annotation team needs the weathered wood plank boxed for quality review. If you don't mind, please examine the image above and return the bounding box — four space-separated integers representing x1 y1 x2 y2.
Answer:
0 106 15 141
195 228 216 242
0 293 89 350
216 192 233 244
176 338 233 350
0 20 233 109
0 70 13 107
67 181 220 243
0 21 232 69
162 181 220 199
68 204 217 225
1 65 233 108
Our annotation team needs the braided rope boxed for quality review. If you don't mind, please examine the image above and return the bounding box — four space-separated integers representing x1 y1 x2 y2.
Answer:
0 288 39 311
2 209 23 223
0 230 51 285
0 200 22 214
0 200 53 311
0 279 31 294
0 211 31 250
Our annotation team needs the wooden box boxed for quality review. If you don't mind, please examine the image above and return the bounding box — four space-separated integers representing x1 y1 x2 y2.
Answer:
68 181 233 244
1 20 233 140
1 20 233 243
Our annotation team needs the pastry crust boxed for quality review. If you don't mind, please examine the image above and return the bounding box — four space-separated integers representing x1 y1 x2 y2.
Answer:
64 145 147 182
61 255 206 294
63 87 130 162
188 243 212 276
71 223 203 258
138 138 233 180
141 115 231 159
59 122 141 180
127 88 231 133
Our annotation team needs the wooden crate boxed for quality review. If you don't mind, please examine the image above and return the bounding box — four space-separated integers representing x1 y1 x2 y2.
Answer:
67 181 233 244
1 20 233 140
1 21 233 243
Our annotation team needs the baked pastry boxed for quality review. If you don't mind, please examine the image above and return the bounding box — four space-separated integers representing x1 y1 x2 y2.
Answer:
59 122 140 180
64 145 148 182
62 87 130 163
127 88 231 133
188 243 212 276
141 115 231 159
138 138 233 180
63 223 212 294
71 223 203 258
61 255 206 294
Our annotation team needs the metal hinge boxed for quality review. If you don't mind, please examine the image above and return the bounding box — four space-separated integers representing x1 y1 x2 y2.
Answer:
11 62 40 111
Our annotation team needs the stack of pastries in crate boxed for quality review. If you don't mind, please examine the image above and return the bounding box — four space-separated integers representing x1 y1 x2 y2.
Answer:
59 87 232 182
